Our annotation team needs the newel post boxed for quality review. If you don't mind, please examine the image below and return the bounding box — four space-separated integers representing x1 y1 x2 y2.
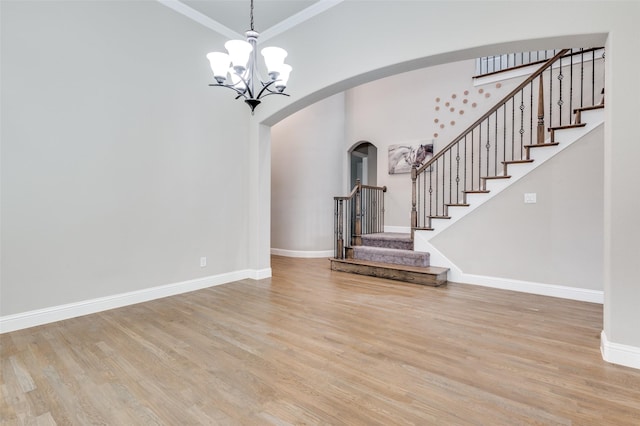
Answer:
411 165 418 238
336 199 344 259
537 73 545 144
354 179 362 246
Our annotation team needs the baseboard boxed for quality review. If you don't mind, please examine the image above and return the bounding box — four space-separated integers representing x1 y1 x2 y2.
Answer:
271 248 333 258
459 273 604 304
0 268 270 334
414 234 603 303
251 268 273 280
601 331 640 370
384 226 411 234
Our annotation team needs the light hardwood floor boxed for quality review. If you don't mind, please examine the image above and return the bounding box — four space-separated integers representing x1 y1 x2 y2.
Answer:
2 256 640 425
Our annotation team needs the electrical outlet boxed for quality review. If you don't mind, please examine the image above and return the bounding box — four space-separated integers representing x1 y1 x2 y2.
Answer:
524 193 537 204
200 257 207 267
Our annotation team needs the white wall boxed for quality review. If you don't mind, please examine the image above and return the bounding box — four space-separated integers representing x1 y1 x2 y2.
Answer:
1 1 252 316
271 93 345 254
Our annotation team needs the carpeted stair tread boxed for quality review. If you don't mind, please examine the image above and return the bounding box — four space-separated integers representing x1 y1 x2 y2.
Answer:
352 246 429 268
360 232 414 250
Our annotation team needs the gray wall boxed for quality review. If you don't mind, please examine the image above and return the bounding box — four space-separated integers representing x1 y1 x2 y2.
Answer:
432 126 604 290
255 1 639 350
1 1 251 315
271 94 345 252
345 60 522 227
3 0 640 354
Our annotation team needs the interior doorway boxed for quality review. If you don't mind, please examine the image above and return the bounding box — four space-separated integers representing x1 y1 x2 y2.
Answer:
349 141 377 189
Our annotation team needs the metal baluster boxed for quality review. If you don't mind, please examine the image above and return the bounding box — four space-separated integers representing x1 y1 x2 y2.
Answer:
529 81 533 145
520 89 525 152
558 54 564 126
428 165 433 218
449 148 453 205
494 110 498 176
422 172 426 227
504 103 508 163
456 142 461 203
580 48 584 108
569 49 574 123
549 63 553 127
486 117 490 179
512 97 516 159
463 134 468 199
592 49 596 106
381 187 385 232
478 123 482 188
416 170 421 228
471 130 475 190
439 154 444 212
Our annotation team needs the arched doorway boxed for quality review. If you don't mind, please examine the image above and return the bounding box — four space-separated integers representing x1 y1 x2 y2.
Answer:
349 141 377 189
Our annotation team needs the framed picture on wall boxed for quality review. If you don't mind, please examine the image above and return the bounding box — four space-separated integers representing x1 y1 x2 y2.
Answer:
388 141 434 174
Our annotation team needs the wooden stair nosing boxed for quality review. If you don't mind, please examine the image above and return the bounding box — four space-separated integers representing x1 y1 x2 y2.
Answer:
412 226 434 232
524 142 559 149
445 203 470 207
548 122 586 132
573 104 604 114
429 215 451 220
463 190 490 194
502 159 534 165
481 175 511 180
330 258 448 287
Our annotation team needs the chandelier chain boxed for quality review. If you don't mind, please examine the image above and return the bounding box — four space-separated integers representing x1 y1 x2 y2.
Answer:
250 0 255 31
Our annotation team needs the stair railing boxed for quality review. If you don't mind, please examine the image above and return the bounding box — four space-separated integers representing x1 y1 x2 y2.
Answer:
334 179 387 259
475 49 561 77
411 47 605 232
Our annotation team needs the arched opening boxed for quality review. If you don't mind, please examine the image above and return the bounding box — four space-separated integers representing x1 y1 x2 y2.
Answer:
348 141 377 190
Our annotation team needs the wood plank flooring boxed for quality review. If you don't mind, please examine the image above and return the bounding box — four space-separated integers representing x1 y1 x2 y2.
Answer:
2 256 640 424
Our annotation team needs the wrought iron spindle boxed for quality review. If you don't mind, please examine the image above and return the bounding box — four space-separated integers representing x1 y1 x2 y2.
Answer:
580 48 584 108
558 54 564 125
486 115 491 177
455 142 461 203
529 81 534 145
592 49 596 106
569 48 574 123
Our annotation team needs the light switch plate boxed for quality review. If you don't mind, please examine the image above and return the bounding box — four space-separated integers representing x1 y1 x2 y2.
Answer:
524 193 537 204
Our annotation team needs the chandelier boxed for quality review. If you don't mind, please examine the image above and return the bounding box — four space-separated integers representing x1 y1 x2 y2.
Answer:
206 0 292 113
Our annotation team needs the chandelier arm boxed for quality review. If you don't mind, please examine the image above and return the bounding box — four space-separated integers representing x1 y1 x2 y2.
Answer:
257 91 290 100
234 71 255 99
255 80 280 100
208 83 250 100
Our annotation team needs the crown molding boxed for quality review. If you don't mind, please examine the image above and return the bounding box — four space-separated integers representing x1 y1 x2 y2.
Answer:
157 0 243 40
158 0 343 42
260 0 344 43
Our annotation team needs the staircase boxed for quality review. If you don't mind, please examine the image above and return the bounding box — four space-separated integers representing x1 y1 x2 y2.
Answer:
332 47 604 289
330 232 448 286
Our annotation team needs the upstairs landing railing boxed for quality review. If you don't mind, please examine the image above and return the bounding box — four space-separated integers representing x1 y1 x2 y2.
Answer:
411 47 605 232
475 49 562 77
334 180 386 259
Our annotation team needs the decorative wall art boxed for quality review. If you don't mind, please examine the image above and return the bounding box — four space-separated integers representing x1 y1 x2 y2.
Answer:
388 142 434 174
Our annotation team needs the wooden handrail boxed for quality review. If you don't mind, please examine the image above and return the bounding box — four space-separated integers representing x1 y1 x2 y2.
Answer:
415 49 570 176
334 183 387 201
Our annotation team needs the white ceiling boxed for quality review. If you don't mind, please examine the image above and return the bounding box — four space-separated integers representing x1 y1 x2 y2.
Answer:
159 0 341 41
